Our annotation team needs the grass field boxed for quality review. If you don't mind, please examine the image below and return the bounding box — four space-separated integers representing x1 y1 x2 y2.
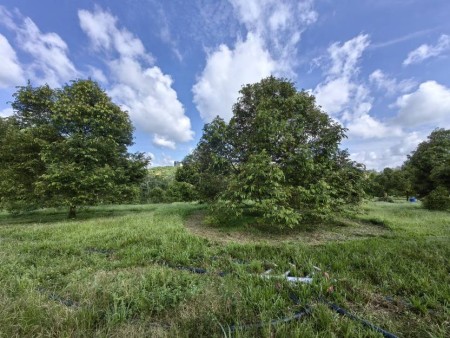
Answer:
0 201 448 337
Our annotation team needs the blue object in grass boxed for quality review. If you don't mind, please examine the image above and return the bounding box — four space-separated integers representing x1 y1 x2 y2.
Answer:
409 197 417 202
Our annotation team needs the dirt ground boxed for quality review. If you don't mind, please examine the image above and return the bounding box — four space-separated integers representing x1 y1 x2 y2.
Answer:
184 211 391 245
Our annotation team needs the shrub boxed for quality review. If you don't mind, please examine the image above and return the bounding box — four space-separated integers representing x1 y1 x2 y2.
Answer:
422 186 450 211
376 196 395 203
148 187 166 203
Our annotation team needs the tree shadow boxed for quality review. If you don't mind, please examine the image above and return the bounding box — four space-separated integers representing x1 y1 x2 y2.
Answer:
0 204 158 226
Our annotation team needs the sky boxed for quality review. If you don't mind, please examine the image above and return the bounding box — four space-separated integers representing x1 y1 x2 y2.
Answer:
0 0 449 170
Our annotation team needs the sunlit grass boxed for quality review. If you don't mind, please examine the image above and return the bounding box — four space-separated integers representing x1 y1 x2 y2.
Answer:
0 201 448 337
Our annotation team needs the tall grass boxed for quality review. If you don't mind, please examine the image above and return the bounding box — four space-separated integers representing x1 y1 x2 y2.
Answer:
0 201 448 337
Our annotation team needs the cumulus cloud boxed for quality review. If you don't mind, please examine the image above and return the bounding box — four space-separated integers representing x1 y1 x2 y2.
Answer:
394 81 450 127
0 34 24 87
346 113 402 139
347 131 424 170
314 77 354 115
152 134 176 150
369 69 416 96
314 34 403 145
193 0 318 122
78 7 194 149
0 6 78 87
403 34 450 66
192 34 275 121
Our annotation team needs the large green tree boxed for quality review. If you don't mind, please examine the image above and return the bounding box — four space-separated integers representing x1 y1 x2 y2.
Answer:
178 77 365 227
405 128 450 197
0 80 149 217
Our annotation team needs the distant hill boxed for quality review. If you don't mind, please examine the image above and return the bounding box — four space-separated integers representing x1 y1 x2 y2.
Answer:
147 166 177 182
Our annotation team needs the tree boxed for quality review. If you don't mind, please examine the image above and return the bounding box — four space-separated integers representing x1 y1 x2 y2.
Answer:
0 80 149 217
366 167 412 200
405 128 450 197
179 77 365 228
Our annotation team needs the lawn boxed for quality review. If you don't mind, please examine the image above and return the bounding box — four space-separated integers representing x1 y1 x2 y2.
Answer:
0 201 448 337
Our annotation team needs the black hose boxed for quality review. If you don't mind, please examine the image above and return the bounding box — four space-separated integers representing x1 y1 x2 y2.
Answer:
322 299 398 338
228 307 311 332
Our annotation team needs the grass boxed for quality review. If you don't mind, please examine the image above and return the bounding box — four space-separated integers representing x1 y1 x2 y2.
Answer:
0 201 448 337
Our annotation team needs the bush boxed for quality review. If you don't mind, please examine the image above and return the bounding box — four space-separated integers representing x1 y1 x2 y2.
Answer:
422 187 450 211
376 196 395 203
166 182 198 202
148 187 166 203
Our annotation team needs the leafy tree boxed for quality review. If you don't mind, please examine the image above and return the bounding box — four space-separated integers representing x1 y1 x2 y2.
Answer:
366 167 412 200
0 80 149 217
176 118 233 202
179 77 365 228
405 128 450 197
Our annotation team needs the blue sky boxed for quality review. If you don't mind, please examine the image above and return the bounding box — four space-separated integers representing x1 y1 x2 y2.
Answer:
1 0 449 169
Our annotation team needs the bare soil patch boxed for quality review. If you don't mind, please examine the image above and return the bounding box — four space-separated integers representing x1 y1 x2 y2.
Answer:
184 211 391 245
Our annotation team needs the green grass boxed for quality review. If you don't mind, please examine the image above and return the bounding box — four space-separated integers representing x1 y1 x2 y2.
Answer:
0 201 448 337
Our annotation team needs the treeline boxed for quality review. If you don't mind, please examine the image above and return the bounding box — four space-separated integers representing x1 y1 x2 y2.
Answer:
1 77 448 220
139 166 197 203
364 128 449 210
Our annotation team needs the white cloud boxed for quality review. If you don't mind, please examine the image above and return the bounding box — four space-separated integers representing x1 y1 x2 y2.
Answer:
0 34 24 87
192 33 275 121
78 7 150 62
0 107 14 118
193 0 317 122
346 113 402 139
87 66 108 84
153 134 176 150
313 34 370 117
326 34 370 78
394 81 450 127
403 34 450 66
229 0 317 73
314 35 403 144
78 7 194 148
230 0 317 38
150 153 175 167
0 6 78 87
156 6 183 62
314 78 354 115
369 69 416 96
347 131 424 170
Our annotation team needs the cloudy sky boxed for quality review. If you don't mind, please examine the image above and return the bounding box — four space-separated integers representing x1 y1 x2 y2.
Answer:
1 0 449 169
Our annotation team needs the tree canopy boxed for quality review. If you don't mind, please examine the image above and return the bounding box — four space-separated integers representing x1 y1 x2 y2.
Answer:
0 80 149 217
405 128 450 197
177 76 365 227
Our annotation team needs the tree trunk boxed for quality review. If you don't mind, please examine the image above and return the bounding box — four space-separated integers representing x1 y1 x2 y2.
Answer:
68 205 77 218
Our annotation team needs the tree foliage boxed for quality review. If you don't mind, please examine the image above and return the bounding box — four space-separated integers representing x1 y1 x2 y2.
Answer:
405 128 450 198
141 166 197 203
365 167 412 200
422 186 450 211
0 80 149 217
178 77 365 228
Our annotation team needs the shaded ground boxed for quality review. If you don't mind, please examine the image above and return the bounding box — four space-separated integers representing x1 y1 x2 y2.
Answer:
184 210 391 245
